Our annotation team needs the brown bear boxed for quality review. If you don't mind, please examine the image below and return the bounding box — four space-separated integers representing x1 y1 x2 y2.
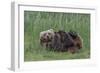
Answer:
40 29 83 54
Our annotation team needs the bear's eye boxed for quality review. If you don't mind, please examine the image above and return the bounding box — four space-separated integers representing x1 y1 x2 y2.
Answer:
48 33 51 35
43 33 46 36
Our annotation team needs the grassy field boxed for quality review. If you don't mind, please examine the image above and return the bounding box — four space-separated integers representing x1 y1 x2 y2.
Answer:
24 11 90 61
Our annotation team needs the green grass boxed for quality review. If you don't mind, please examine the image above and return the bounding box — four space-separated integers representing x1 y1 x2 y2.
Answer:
24 11 90 61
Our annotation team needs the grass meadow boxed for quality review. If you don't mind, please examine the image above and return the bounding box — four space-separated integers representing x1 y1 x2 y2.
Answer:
24 11 90 61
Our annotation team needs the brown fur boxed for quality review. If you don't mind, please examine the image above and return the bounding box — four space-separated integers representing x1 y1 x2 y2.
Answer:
73 35 83 49
68 31 83 49
51 30 76 52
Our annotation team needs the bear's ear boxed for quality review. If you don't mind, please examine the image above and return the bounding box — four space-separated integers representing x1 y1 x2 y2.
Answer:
69 30 78 35
49 29 54 32
40 32 44 37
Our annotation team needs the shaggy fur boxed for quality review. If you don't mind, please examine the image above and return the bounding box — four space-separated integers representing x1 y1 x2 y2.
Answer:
51 30 76 52
68 31 83 49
